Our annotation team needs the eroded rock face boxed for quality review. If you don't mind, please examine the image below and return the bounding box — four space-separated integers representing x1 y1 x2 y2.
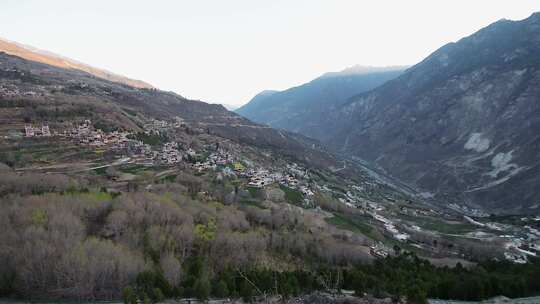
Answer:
321 13 540 213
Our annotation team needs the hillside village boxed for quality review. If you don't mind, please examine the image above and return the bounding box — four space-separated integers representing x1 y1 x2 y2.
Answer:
3 5 540 303
3 116 539 265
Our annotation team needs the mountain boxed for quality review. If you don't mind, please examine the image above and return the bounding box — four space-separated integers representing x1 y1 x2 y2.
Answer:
236 66 405 140
0 37 153 89
319 13 540 214
0 45 368 177
2 25 540 304
0 40 413 302
220 103 240 111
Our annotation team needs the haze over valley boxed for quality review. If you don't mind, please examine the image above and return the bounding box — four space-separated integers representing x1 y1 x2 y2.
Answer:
1 2 540 304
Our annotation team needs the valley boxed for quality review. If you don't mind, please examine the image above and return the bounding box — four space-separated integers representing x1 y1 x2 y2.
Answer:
238 13 540 217
1 7 540 304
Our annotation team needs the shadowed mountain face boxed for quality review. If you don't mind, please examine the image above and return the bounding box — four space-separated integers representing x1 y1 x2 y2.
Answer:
236 67 405 141
321 13 540 214
0 38 154 89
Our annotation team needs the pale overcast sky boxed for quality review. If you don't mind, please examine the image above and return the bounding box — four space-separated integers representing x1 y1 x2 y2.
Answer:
1 0 540 106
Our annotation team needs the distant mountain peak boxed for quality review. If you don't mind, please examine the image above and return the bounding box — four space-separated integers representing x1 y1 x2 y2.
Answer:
236 66 405 140
321 65 409 78
255 90 279 97
0 37 154 89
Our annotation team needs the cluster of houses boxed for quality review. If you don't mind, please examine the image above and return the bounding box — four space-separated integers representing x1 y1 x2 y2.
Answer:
0 84 17 97
192 149 237 173
501 222 540 264
24 124 51 137
336 191 362 209
371 212 410 242
448 203 490 217
159 142 183 164
25 120 161 164
244 169 281 188
63 120 132 148
0 84 34 98
143 117 185 135
399 205 436 217
143 119 169 135
286 163 309 179
208 150 235 166
369 244 390 258
193 162 216 172
298 184 315 196
126 140 153 161
184 147 318 199
279 173 301 188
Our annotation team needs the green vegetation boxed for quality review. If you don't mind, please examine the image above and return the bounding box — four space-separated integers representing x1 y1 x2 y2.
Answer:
128 132 168 146
246 186 262 198
187 151 211 164
280 185 303 205
239 199 267 209
400 214 476 234
120 164 149 174
93 166 108 175
344 254 540 303
93 119 118 133
121 253 540 304
70 190 114 202
2 155 540 303
160 174 177 183
127 259 314 303
325 213 373 235
123 108 139 117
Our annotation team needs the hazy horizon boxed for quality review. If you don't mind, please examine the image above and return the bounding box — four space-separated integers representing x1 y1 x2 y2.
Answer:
2 0 540 106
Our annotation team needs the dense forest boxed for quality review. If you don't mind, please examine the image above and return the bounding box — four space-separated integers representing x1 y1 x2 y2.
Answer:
120 255 540 304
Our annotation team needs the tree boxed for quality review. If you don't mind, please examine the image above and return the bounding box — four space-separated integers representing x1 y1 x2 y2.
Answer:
122 286 137 304
393 245 402 256
214 280 229 298
194 275 211 300
240 280 253 303
406 285 427 304
153 288 165 302
160 253 182 288
142 293 151 304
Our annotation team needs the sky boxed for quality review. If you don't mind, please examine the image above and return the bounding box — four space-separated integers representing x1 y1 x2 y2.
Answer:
1 1 540 107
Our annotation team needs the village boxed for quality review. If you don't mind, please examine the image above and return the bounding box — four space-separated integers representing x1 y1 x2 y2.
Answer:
20 118 319 200
14 118 540 264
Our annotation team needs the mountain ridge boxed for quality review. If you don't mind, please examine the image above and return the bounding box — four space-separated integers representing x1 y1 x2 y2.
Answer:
0 37 154 89
324 12 540 213
236 66 406 140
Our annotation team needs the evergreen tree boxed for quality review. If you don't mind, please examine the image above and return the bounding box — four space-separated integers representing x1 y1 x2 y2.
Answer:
194 275 211 300
122 286 137 304
214 280 229 298
240 280 254 303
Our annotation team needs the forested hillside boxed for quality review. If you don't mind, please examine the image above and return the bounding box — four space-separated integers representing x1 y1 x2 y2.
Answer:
1 184 539 303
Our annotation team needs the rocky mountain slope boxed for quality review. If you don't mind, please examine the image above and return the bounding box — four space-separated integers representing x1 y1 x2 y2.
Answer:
322 13 540 213
236 66 405 140
0 37 153 89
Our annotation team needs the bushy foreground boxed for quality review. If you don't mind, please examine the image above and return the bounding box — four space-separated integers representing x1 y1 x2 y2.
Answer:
1 191 539 303
0 191 368 300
